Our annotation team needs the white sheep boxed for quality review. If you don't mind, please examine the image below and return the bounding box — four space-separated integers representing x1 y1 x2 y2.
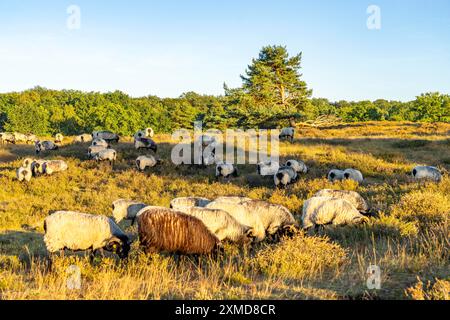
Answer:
93 148 117 167
301 196 369 230
170 197 211 210
44 211 131 259
134 137 157 152
74 134 93 143
279 127 295 143
35 140 58 154
274 166 297 188
257 161 280 176
92 131 120 143
91 138 109 148
42 160 68 175
216 163 238 179
343 168 364 183
112 199 148 224
328 169 345 182
175 206 255 244
313 189 370 214
13 132 27 143
25 133 37 144
87 145 107 159
0 132 15 144
206 199 298 242
136 155 160 171
286 159 308 174
412 166 442 182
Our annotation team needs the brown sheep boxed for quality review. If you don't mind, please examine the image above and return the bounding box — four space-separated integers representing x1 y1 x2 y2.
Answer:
137 207 222 255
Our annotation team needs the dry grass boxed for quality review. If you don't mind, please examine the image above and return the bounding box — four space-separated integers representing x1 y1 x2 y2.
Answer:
0 121 449 300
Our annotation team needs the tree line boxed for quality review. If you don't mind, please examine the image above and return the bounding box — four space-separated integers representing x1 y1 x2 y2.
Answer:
0 46 448 136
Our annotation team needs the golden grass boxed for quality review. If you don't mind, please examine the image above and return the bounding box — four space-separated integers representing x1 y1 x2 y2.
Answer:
0 121 449 300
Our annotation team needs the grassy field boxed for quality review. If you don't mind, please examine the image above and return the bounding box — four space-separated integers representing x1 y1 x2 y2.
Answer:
0 121 449 300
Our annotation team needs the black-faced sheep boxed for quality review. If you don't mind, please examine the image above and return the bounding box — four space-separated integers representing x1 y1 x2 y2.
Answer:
136 155 160 171
279 127 295 143
216 163 238 180
137 207 222 255
175 206 256 244
286 159 308 174
170 197 211 210
412 166 442 182
301 196 369 230
74 134 93 143
343 168 364 183
274 166 297 188
35 140 58 155
328 169 345 182
42 160 68 175
44 211 131 259
92 131 120 143
91 138 109 148
87 145 107 159
257 161 280 176
112 199 148 224
16 160 33 182
313 189 370 214
93 148 117 167
134 137 157 152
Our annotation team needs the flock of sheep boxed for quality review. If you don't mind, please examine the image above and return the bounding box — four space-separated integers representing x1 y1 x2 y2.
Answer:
1 126 445 260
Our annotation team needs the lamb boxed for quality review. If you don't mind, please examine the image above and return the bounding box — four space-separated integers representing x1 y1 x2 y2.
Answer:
87 145 107 159
412 166 442 182
279 127 295 143
74 134 93 143
328 169 345 182
111 199 148 224
134 137 157 152
134 128 154 139
170 197 211 210
92 130 120 143
35 140 58 154
343 168 364 183
91 138 109 148
274 166 298 188
313 189 370 214
42 160 68 175
175 206 255 244
216 163 238 180
44 211 131 259
206 199 298 242
137 207 222 255
55 133 64 144
301 196 369 230
257 161 280 176
93 148 117 167
286 159 308 174
136 155 161 171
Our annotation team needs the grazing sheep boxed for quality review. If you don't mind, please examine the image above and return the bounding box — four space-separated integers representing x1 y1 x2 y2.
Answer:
134 128 154 139
279 127 295 143
301 196 369 230
137 207 222 255
42 160 68 175
13 132 27 143
91 138 109 148
170 197 211 210
92 131 120 143
93 148 117 167
74 134 93 143
328 169 345 182
44 211 131 259
274 166 298 188
134 137 157 152
55 133 64 144
216 163 238 180
206 199 298 242
0 132 15 144
87 145 107 159
35 140 58 155
136 155 160 171
314 189 370 214
112 199 148 224
286 159 308 174
343 168 364 183
257 161 280 176
175 206 255 244
412 166 442 182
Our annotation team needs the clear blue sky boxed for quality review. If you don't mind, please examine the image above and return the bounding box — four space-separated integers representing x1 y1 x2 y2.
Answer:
0 0 449 101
